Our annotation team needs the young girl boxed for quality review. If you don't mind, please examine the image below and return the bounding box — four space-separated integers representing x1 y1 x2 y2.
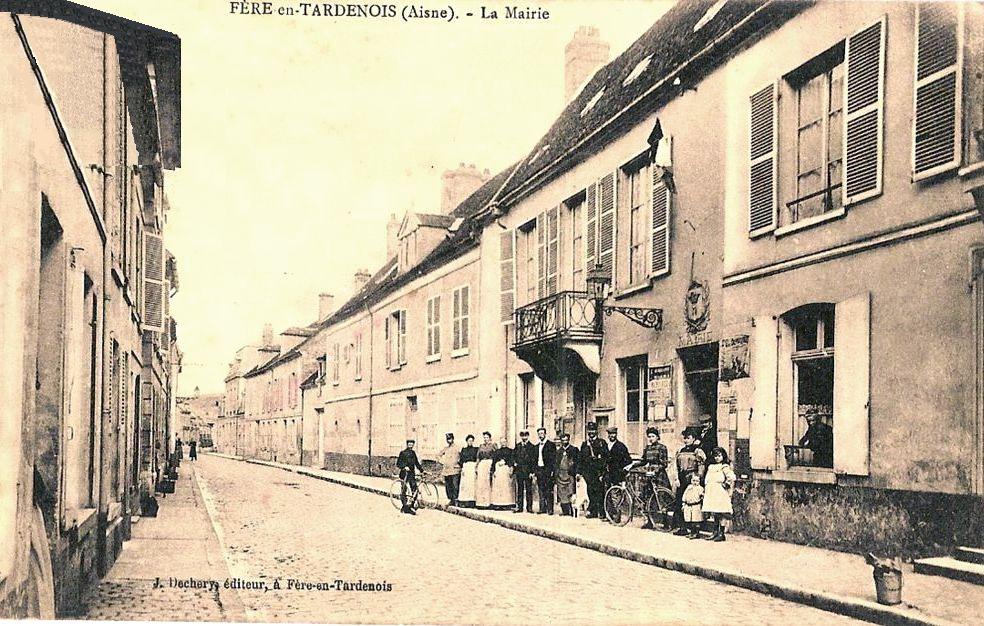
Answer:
681 473 704 539
701 447 736 542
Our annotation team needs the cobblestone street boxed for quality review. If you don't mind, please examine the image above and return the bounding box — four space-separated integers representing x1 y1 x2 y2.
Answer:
183 455 862 624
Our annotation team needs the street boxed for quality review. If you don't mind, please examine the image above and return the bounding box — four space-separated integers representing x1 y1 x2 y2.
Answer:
119 455 865 625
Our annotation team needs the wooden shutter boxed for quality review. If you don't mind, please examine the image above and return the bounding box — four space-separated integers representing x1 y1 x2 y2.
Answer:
749 83 777 235
597 172 616 277
384 316 391 368
546 206 560 296
750 315 778 470
398 310 407 365
499 230 516 323
913 2 963 179
833 293 870 476
460 286 470 348
650 178 670 277
585 183 597 272
142 232 165 332
843 17 886 205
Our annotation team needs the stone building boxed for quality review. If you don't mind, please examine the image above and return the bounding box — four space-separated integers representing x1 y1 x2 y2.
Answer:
0 0 181 616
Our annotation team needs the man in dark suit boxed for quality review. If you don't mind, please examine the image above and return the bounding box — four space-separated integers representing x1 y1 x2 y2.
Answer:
605 427 633 489
396 439 424 515
533 427 556 514
555 433 580 516
513 430 536 513
578 422 608 519
799 413 833 468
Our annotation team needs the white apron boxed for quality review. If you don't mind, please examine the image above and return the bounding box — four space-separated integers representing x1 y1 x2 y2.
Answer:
491 462 514 506
458 461 477 503
475 459 494 507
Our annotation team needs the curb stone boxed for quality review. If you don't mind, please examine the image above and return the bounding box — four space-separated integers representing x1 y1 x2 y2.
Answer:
217 454 958 626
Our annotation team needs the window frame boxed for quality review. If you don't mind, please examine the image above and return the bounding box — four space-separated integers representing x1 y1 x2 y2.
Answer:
426 294 442 362
452 285 470 357
620 355 649 423
623 156 651 288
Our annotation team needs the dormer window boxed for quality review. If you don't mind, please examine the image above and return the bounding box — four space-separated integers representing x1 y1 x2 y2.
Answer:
580 89 605 117
693 0 728 33
623 55 653 86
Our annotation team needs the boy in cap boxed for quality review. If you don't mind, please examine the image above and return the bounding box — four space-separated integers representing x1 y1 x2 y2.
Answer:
396 439 424 514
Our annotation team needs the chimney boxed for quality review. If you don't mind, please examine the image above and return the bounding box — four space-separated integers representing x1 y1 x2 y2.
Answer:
565 26 610 103
353 268 372 293
262 323 273 346
319 293 335 321
386 213 401 258
440 163 490 215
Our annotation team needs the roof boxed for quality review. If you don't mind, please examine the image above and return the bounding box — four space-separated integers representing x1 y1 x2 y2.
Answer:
497 0 811 205
415 213 456 229
244 348 301 378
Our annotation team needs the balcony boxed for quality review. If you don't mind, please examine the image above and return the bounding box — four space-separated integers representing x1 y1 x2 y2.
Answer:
512 291 602 381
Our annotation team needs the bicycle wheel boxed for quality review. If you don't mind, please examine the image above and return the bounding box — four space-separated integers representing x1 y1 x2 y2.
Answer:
604 485 633 526
389 479 405 510
646 487 676 530
415 482 435 509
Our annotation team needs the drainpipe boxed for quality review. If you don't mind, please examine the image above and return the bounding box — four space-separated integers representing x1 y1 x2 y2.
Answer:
364 298 375 476
96 32 111 577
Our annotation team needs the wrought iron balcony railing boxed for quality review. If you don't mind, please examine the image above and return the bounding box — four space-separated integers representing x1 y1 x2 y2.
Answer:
513 291 602 349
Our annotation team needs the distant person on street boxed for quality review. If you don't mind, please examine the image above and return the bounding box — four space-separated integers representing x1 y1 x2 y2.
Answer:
605 427 632 489
475 432 497 509
554 433 579 516
798 413 833 468
534 427 556 514
396 439 424 515
513 430 535 513
491 437 514 510
437 433 461 505
457 435 478 508
174 437 183 461
577 422 608 519
189 439 198 461
701 447 736 542
673 428 705 535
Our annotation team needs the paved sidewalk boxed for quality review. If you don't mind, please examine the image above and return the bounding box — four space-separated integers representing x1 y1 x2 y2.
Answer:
211 452 982 626
83 460 247 621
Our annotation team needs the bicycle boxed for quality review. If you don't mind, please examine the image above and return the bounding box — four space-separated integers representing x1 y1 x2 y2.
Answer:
603 468 675 528
388 472 439 511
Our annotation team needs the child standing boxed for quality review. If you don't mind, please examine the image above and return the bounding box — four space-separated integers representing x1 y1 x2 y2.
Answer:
701 446 736 542
681 473 704 539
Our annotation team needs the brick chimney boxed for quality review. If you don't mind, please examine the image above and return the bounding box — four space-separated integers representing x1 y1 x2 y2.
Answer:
565 26 610 103
319 293 335 321
262 323 273 346
440 163 490 215
386 213 401 258
353 268 372 293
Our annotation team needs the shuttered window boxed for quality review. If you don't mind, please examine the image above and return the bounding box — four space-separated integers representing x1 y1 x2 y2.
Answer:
354 332 362 380
384 315 391 368
499 230 515 323
545 206 560 296
142 232 165 332
585 183 597 273
453 286 470 352
913 2 963 179
843 17 886 205
833 293 870 476
750 315 778 470
426 295 441 358
749 84 777 235
597 172 616 278
536 212 546 299
651 176 670 278
332 343 340 384
397 309 407 365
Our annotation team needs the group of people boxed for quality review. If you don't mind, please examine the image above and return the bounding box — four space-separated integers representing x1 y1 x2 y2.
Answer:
396 417 737 541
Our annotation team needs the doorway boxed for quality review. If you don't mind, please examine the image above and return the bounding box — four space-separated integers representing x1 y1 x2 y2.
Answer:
679 342 720 447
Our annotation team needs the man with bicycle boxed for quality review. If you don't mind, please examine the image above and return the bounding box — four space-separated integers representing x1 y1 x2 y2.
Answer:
397 439 425 515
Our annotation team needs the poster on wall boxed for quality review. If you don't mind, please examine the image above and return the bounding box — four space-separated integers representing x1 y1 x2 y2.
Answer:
647 365 673 420
719 335 750 381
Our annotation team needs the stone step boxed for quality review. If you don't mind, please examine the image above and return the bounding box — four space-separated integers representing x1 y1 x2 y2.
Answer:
913 556 984 585
955 546 984 565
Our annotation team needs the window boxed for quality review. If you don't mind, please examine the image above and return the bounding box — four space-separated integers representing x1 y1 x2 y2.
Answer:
354 332 363 380
521 220 537 305
621 356 648 423
568 194 585 291
386 310 407 368
788 45 844 225
316 355 326 383
426 295 441 360
625 161 650 285
452 286 470 354
332 342 340 384
787 305 835 469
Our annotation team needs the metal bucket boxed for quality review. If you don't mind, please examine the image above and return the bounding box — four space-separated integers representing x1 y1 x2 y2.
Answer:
873 570 903 605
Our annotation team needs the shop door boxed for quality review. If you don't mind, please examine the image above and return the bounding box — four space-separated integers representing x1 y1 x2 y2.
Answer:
572 376 595 443
680 342 720 448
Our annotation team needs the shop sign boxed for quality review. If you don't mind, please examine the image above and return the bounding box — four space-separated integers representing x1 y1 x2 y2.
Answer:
646 364 673 420
719 335 750 381
678 330 715 348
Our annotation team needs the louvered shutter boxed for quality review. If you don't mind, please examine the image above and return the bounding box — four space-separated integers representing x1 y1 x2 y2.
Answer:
499 230 516 323
398 310 407 365
749 83 777 235
453 290 461 350
650 178 670 277
546 206 560 296
913 3 962 179
597 172 616 277
843 17 886 205
163 279 171 346
750 315 778 470
384 316 391 368
585 183 597 273
536 212 546 299
142 232 165 332
833 293 870 476
460 286 470 348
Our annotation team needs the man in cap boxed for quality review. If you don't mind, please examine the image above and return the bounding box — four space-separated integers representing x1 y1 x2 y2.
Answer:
696 414 717 466
577 422 608 518
436 432 461 505
605 426 633 490
513 430 536 513
396 439 425 514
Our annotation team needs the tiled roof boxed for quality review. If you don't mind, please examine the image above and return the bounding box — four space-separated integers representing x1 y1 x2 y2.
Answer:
498 0 811 204
244 348 301 378
415 213 456 229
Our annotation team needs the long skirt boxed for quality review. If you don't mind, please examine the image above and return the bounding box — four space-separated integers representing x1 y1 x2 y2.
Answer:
555 472 575 505
491 465 514 507
458 461 477 505
475 459 493 508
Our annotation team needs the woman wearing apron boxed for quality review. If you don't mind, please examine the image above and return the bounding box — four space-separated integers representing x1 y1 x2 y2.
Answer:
456 435 478 507
491 438 515 509
554 433 579 516
475 432 497 509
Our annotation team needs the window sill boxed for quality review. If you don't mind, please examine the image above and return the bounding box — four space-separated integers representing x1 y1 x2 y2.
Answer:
958 161 984 179
63 507 98 532
614 281 651 300
451 348 470 358
774 207 845 238
426 353 441 363
754 468 836 484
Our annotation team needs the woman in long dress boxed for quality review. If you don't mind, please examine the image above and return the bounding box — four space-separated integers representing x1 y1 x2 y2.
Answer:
475 432 497 509
491 438 514 510
457 435 478 507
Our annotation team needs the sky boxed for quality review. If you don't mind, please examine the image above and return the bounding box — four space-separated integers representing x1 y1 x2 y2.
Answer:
80 0 674 395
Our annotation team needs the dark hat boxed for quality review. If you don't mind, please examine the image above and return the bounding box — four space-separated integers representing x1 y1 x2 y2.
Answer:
682 426 701 437
445 432 454 439
519 430 530 436
646 427 659 436
699 413 713 423
586 422 598 432
607 426 618 434
406 438 416 444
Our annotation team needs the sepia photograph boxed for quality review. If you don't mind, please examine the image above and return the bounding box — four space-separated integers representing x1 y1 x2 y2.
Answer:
1 0 984 623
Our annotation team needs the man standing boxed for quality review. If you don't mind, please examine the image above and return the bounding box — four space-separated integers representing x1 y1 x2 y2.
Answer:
555 433 579 516
605 427 633 489
695 414 717 468
534 427 556 514
396 439 424 515
513 430 535 513
436 433 461 505
578 422 608 519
